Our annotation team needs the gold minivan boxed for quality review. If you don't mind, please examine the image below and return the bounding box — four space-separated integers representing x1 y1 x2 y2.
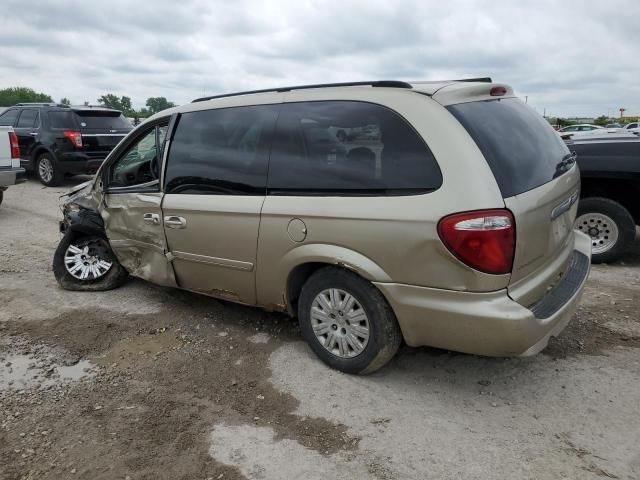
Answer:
54 79 591 373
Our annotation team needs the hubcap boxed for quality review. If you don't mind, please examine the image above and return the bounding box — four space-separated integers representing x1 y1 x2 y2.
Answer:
64 238 113 280
575 213 619 254
38 157 54 183
310 288 370 358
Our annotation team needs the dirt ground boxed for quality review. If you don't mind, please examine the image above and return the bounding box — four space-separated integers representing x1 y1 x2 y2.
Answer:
1 177 639 480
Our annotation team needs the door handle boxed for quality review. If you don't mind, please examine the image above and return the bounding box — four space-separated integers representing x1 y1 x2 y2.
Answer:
29 132 38 136
164 216 187 229
143 213 160 225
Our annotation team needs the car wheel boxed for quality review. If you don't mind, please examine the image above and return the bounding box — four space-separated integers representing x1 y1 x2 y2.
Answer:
298 267 402 374
36 153 63 187
53 232 128 291
575 197 636 264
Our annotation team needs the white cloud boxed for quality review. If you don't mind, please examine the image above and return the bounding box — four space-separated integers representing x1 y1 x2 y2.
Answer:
0 0 638 116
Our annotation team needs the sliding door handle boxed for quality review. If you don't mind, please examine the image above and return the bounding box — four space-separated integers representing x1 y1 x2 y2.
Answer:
164 216 187 229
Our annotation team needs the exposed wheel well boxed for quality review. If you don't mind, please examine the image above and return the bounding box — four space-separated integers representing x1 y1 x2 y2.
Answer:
286 262 327 316
31 147 56 167
581 178 640 225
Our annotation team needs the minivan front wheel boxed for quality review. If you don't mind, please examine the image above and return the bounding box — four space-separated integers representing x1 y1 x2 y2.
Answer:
576 197 635 264
298 267 402 374
53 232 128 291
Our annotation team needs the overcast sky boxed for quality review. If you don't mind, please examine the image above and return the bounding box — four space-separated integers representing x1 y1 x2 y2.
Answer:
0 0 638 117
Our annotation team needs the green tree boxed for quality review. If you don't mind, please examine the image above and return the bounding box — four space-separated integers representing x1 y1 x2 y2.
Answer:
0 87 53 106
593 115 609 126
97 94 123 110
60 97 71 106
97 94 136 116
145 97 175 114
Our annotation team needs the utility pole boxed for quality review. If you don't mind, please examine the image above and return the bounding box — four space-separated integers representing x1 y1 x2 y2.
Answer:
619 107 626 120
525 96 528 104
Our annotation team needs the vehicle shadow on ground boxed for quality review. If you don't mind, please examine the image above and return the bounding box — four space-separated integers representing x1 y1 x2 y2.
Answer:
22 173 94 189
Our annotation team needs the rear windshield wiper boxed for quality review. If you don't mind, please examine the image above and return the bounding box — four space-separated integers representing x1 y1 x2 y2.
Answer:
553 152 577 178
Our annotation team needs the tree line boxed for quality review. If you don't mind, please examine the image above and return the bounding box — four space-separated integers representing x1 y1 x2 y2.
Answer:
0 87 175 117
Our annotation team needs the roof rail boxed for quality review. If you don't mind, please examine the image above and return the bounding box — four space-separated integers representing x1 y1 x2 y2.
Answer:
15 102 70 107
192 80 413 103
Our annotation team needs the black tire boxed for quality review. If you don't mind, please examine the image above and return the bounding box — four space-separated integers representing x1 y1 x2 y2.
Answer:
0 190 3 206
298 267 402 374
36 153 63 187
577 197 636 264
53 232 128 291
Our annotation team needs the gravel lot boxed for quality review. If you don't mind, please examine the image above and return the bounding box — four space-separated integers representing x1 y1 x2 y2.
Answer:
1 177 639 480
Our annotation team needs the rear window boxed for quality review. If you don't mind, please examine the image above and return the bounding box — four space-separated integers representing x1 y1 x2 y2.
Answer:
48 111 77 129
268 101 442 195
73 110 131 130
447 98 571 198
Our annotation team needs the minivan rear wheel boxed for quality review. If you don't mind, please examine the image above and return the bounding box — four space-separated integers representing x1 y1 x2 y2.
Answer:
576 197 636 264
298 267 402 374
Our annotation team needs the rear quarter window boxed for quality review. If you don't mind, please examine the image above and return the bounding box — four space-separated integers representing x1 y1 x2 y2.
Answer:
448 98 571 198
48 111 77 129
268 101 442 195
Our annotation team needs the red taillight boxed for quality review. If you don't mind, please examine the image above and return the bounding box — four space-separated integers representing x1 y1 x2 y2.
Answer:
438 209 515 275
8 131 20 159
63 131 83 148
490 86 507 96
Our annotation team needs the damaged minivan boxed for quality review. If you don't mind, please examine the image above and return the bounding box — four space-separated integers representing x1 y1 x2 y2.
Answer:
54 79 591 374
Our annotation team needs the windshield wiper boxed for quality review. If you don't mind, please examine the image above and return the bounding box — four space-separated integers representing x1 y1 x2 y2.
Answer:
553 152 577 179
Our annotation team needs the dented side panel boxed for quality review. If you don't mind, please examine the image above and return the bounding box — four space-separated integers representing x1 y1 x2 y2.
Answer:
102 191 177 287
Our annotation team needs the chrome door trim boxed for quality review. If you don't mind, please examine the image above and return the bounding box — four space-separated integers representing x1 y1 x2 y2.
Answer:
172 250 254 271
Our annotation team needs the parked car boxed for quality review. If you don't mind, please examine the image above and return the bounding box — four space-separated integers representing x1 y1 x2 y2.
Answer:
53 79 591 374
565 134 640 263
605 123 622 129
622 122 640 134
557 124 605 139
0 125 26 205
0 103 132 186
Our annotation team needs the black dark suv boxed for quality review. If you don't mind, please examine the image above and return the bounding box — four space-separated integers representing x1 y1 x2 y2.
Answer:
0 103 132 186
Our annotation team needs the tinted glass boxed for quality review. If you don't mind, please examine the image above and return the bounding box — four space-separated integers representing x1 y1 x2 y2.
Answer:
74 111 131 130
268 101 442 194
165 105 278 195
16 109 39 128
109 125 166 188
48 111 76 129
0 109 19 126
447 98 571 198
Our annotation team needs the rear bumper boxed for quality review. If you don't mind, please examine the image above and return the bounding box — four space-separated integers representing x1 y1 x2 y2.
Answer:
58 152 106 174
0 167 26 188
375 231 592 356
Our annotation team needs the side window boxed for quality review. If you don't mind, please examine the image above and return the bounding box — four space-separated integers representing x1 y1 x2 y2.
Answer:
164 105 278 195
16 110 39 128
48 111 76 129
268 101 442 194
108 123 167 189
0 109 19 126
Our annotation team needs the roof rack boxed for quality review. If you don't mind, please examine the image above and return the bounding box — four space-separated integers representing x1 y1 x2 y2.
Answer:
192 80 413 103
15 102 70 108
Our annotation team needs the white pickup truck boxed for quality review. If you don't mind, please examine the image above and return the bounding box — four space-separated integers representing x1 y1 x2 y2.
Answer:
0 126 26 206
